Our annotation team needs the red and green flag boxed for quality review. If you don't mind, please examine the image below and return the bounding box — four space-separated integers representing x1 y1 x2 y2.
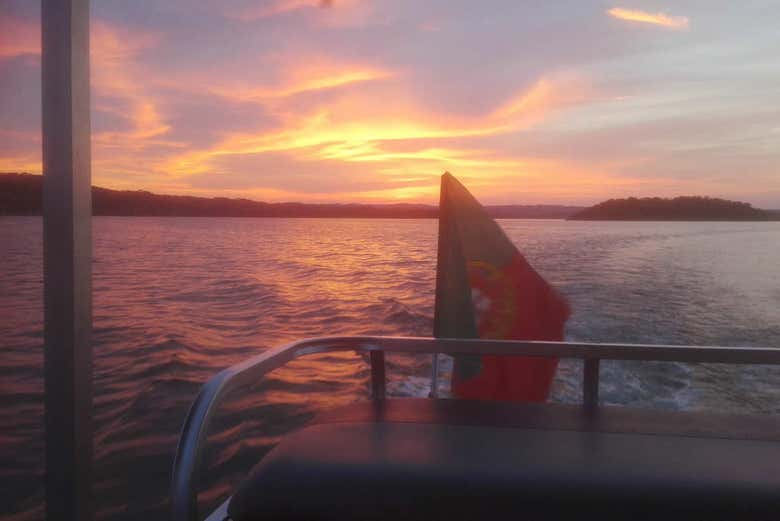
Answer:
434 172 570 402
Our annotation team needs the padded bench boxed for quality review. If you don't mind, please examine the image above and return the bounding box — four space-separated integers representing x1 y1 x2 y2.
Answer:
228 399 780 520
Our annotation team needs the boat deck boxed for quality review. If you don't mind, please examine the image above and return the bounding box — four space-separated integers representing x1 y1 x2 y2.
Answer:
227 398 780 520
170 336 780 521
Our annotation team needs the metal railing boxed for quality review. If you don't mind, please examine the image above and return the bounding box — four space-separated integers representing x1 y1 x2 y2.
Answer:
170 336 780 521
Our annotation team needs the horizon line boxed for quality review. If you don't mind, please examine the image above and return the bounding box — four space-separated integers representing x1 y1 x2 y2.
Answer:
2 172 778 210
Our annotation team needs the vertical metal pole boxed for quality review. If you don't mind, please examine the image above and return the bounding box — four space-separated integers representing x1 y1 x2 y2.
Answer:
583 358 600 413
429 354 440 398
42 1 92 520
370 351 386 400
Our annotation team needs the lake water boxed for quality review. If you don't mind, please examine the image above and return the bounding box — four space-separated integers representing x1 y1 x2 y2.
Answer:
1 217 779 520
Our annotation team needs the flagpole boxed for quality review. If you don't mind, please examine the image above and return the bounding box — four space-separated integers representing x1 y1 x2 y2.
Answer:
430 173 450 399
431 172 479 399
431 172 476 399
429 354 440 398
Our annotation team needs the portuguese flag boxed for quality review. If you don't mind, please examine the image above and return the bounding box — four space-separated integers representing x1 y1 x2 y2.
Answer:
434 173 570 402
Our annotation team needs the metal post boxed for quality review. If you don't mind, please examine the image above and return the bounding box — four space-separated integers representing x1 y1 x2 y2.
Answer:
370 351 386 400
583 358 600 412
42 0 92 520
429 354 440 398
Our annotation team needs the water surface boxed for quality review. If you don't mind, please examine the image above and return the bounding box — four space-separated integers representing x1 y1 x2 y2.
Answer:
1 217 779 519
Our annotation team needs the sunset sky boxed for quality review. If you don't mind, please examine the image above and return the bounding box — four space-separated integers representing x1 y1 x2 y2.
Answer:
1 1 778 206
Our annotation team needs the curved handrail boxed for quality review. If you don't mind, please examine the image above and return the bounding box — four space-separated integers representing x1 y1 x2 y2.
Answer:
170 335 780 521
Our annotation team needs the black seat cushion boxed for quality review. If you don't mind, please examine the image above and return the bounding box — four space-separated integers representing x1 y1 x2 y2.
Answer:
228 400 780 520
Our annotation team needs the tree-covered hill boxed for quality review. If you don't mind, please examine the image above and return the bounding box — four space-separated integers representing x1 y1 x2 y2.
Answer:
569 196 772 221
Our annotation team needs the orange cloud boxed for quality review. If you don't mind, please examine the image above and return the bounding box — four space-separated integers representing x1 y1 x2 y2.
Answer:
0 16 171 149
204 66 391 102
227 0 321 20
0 12 601 205
90 23 181 150
0 129 42 173
0 156 40 172
226 0 358 22
83 22 195 186
160 75 592 201
277 68 389 96
607 7 689 29
0 14 39 60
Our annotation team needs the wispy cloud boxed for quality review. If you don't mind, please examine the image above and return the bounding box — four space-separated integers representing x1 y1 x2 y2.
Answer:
88 22 193 183
226 0 350 22
160 75 591 192
607 7 690 29
204 66 391 102
0 130 41 172
0 14 39 60
3 2 779 206
0 17 179 177
91 23 170 143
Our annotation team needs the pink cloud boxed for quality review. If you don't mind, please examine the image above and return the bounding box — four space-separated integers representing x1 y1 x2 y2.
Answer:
0 14 39 60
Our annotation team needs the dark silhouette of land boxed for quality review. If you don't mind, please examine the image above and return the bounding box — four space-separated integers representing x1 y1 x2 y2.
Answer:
4 173 777 220
569 196 774 221
0 173 581 219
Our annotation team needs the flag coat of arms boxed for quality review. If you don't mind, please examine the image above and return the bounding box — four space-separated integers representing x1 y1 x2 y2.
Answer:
434 173 570 401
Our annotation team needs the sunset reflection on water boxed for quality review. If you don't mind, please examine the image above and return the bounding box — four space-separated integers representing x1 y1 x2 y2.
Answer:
1 217 779 519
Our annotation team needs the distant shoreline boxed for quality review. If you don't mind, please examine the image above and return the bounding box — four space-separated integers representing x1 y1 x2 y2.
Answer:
2 173 777 221
0 214 574 220
0 173 581 219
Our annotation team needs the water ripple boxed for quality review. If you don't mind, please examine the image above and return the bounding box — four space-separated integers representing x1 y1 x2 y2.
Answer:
0 217 778 520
